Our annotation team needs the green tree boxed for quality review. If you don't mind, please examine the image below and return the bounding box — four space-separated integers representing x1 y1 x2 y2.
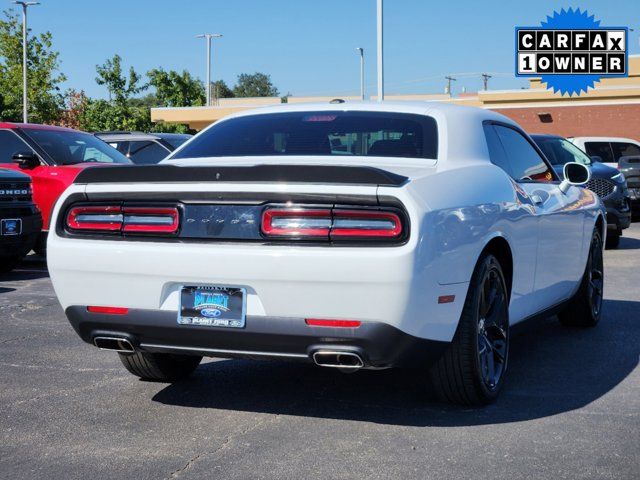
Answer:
148 68 206 107
233 72 279 97
95 54 146 105
211 79 234 100
0 9 66 123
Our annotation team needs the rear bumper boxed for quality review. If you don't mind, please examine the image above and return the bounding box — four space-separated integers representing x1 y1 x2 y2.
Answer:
606 206 631 231
0 206 42 258
65 306 449 368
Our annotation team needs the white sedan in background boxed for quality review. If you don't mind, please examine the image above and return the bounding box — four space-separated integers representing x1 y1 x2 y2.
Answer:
48 102 605 405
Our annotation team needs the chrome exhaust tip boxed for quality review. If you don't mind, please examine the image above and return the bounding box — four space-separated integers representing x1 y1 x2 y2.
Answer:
93 336 135 353
312 350 364 369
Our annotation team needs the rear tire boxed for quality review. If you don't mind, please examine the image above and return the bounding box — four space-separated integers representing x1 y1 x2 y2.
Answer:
429 253 510 406
118 351 202 381
605 231 620 249
558 229 603 328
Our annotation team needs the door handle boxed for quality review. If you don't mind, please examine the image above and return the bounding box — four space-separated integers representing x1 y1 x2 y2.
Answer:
531 194 544 205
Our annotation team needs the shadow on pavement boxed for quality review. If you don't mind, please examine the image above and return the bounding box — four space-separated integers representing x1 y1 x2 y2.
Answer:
0 256 48 282
153 299 639 426
617 236 640 250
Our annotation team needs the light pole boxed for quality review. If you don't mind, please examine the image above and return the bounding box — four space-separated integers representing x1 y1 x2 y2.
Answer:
196 33 222 106
13 1 39 123
376 0 384 101
355 47 364 100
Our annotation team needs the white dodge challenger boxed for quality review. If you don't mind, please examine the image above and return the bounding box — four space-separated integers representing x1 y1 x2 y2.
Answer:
48 102 605 405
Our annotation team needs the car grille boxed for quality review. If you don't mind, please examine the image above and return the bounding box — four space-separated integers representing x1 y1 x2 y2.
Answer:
0 182 31 202
585 177 616 199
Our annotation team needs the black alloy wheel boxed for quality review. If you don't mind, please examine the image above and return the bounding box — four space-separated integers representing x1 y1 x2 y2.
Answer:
477 264 509 391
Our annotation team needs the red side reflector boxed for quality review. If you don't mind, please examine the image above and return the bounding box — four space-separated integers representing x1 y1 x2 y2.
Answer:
438 295 456 304
305 318 361 328
87 306 129 315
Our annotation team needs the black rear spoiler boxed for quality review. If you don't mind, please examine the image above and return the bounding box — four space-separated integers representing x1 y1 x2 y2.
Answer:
73 164 408 187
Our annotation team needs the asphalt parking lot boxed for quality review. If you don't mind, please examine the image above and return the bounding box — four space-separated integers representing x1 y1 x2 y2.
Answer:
1 225 639 480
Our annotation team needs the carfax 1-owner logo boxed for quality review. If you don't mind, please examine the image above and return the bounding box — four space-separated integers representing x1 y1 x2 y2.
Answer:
516 8 628 96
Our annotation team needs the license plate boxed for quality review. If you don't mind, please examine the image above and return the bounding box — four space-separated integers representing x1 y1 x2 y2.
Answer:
178 286 246 328
1 218 21 236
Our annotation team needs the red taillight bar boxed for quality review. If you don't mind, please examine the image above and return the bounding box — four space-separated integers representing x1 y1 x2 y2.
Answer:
331 210 402 238
305 318 362 328
261 207 403 240
122 207 179 233
66 206 123 231
66 205 179 235
87 306 129 315
261 208 332 237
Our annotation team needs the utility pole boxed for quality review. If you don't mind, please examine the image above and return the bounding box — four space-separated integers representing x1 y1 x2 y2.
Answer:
13 1 39 123
481 73 492 91
377 0 384 102
196 33 223 106
355 47 365 100
445 76 456 96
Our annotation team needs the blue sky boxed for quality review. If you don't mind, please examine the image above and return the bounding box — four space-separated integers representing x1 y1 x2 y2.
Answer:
19 0 640 99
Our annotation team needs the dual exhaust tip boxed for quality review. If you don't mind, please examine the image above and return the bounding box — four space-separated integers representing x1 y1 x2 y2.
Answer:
93 336 135 353
93 337 365 369
312 350 364 369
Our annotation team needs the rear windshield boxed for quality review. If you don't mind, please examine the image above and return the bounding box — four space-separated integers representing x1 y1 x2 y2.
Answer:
24 129 131 165
173 111 438 159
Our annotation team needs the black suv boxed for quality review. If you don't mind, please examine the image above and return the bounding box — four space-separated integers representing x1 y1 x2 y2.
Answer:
0 168 42 272
532 134 631 249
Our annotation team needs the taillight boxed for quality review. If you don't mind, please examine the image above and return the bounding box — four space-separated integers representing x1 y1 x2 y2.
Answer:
123 207 179 233
66 206 123 231
331 210 402 238
66 205 179 235
261 208 332 237
261 207 404 241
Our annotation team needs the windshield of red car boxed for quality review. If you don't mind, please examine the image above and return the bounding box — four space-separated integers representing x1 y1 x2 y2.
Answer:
23 129 132 165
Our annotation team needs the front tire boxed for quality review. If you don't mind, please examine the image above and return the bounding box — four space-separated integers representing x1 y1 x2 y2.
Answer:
605 231 620 249
118 351 202 381
0 256 21 273
33 232 47 257
558 229 603 327
429 253 510 406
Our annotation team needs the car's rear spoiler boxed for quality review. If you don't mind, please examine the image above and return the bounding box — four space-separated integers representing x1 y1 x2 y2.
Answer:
73 164 408 187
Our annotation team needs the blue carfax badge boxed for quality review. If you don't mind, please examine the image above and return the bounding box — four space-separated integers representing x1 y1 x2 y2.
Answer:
516 8 628 96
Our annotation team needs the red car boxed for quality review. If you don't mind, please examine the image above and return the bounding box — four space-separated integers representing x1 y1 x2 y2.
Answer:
0 123 131 254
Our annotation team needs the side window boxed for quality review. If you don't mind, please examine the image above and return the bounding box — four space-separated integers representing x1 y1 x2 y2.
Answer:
611 142 640 160
494 125 554 182
0 130 33 163
483 124 512 176
584 142 614 163
128 141 170 165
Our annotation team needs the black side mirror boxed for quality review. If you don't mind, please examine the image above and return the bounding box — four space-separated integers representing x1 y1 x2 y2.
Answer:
590 155 603 163
12 151 40 169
